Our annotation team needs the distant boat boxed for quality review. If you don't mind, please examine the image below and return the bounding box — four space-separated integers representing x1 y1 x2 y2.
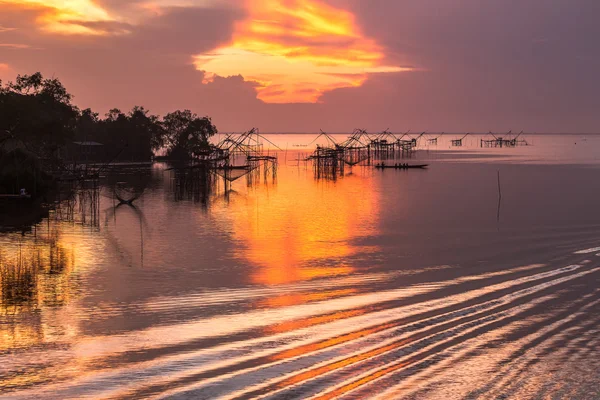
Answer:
212 165 251 171
375 164 429 170
0 194 33 200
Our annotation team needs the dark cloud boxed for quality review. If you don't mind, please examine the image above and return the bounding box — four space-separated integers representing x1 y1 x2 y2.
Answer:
0 5 244 115
311 0 600 132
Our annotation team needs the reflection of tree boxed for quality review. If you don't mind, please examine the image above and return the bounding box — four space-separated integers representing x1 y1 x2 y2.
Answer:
0 237 73 313
0 236 76 358
0 253 38 308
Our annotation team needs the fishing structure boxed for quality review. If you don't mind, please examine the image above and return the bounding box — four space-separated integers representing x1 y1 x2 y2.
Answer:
480 131 528 148
307 130 346 180
213 128 278 187
451 133 470 147
369 129 399 159
307 129 426 179
427 133 443 145
397 132 425 151
308 129 377 179
168 128 279 200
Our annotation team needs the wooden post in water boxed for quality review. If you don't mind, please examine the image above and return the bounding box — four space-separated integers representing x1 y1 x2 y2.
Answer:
497 170 502 223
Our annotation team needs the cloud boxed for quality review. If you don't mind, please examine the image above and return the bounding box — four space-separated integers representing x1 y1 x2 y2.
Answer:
0 0 119 35
196 0 409 103
0 3 242 115
0 44 32 49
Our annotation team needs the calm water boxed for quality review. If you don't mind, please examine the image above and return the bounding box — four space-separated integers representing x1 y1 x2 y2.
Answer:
1 134 600 399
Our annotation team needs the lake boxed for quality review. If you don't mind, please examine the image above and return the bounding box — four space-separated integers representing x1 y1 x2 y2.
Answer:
1 133 600 399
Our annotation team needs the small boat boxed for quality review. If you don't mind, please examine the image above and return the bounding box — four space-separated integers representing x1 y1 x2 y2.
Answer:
0 194 32 199
212 165 251 171
375 164 429 170
0 194 33 206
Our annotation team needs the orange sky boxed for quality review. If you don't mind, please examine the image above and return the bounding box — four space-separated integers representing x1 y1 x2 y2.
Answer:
0 0 407 103
0 0 116 35
1 0 598 132
194 0 408 103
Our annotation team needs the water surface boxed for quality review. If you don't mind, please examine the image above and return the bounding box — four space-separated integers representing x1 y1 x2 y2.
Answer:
1 134 600 399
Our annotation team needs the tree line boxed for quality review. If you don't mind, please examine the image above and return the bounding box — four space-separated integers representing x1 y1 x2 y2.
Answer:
0 72 218 164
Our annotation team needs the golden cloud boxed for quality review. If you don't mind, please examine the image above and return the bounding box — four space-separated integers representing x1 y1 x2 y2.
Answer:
0 0 118 35
0 43 32 49
195 0 409 103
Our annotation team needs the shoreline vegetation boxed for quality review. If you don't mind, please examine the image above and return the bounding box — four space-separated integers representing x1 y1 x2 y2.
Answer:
0 72 218 199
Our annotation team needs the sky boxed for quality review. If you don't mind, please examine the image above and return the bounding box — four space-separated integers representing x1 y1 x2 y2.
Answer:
1 0 599 133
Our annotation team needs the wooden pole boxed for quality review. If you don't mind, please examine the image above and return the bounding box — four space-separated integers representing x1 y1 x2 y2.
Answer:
497 170 502 224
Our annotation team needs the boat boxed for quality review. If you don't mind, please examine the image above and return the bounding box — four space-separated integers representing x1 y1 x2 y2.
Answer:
375 164 429 170
0 194 32 200
212 165 251 171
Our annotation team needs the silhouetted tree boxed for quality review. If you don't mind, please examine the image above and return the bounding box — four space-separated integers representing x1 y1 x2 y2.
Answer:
128 106 162 161
74 108 101 142
0 72 77 160
100 106 163 161
1 71 221 191
159 110 217 160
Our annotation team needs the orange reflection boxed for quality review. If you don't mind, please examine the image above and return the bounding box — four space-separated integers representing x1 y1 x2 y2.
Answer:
280 340 411 390
257 288 357 308
220 166 380 286
312 360 411 400
266 306 367 335
0 224 88 353
265 308 368 342
196 0 409 103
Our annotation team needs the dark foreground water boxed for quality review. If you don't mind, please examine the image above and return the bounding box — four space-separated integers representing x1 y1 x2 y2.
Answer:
1 134 600 399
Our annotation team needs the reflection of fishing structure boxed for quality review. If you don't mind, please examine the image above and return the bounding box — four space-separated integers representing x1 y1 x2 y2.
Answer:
171 166 214 205
451 133 470 147
78 181 100 226
103 199 149 268
480 131 528 148
53 179 101 227
56 142 149 213
110 171 151 206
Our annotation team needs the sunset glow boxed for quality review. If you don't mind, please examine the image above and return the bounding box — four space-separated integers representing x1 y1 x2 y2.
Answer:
195 0 408 103
214 167 380 286
1 0 408 103
0 0 116 35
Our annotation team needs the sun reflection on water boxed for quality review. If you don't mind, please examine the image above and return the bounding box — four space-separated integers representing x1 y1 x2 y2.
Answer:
213 165 381 285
